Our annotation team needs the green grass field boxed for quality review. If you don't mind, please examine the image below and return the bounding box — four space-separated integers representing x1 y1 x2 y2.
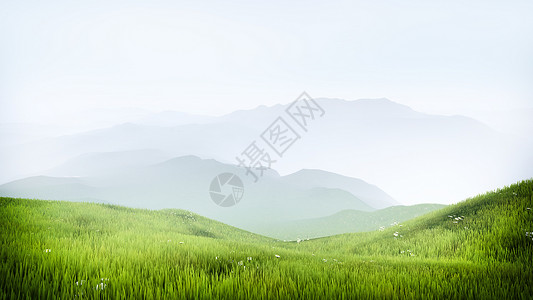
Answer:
1 179 532 299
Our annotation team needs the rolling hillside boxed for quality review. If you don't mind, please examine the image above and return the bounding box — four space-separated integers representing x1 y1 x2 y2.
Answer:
257 203 446 240
1 179 532 298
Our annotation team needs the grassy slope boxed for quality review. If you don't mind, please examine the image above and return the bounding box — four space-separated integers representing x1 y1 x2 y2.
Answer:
1 179 532 299
256 203 446 240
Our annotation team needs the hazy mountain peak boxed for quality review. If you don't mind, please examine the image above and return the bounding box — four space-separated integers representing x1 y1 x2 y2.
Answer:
105 122 144 131
283 168 398 209
161 155 204 163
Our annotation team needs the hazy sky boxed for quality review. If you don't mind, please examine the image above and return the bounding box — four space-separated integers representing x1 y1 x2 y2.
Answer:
1 0 532 123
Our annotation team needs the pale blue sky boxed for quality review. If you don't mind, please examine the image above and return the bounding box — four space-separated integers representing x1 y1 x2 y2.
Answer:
1 0 532 122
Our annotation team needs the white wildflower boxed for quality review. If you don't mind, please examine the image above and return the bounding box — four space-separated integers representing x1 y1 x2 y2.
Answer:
275 254 280 258
95 278 108 291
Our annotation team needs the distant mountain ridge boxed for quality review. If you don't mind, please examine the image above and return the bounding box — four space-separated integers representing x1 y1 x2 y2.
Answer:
1 97 530 205
283 169 397 209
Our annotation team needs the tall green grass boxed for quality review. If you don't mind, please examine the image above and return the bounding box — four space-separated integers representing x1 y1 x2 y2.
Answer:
1 179 532 299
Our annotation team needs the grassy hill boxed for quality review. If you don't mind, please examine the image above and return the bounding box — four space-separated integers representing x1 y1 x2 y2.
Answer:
1 179 532 299
255 203 446 240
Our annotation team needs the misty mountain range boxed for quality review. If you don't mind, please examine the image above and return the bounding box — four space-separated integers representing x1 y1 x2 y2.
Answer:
1 97 531 236
2 97 531 205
